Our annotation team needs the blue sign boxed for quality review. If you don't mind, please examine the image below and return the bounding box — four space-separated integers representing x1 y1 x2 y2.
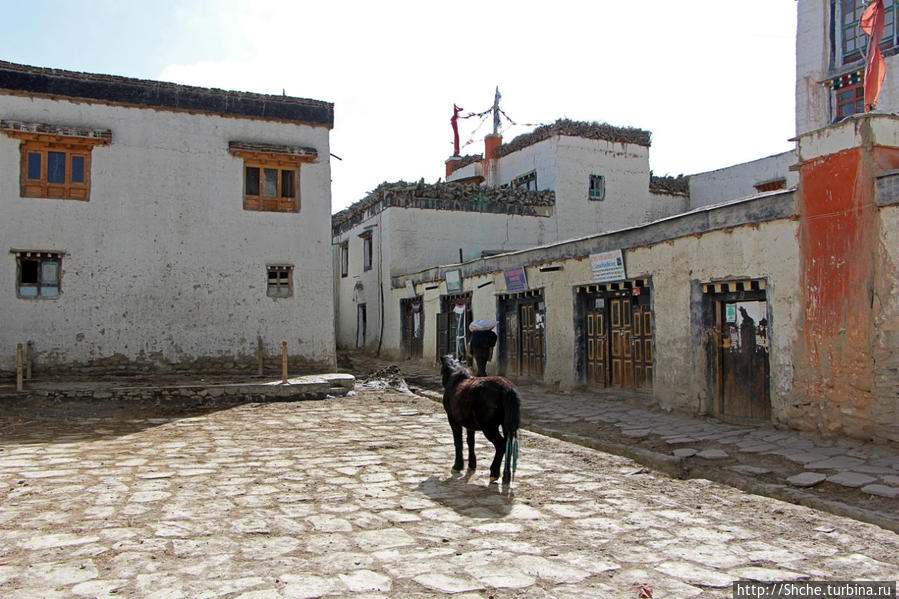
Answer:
504 267 528 292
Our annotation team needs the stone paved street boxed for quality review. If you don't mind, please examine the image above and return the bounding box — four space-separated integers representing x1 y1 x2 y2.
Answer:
345 354 899 533
1 388 897 598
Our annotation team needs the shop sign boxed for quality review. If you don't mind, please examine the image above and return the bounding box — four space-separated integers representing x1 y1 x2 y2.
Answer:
590 250 626 283
445 269 462 292
504 267 528 292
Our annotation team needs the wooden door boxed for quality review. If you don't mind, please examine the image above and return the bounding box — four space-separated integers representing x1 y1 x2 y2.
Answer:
609 298 633 386
632 305 653 389
520 304 544 380
718 300 771 421
586 310 607 385
401 299 423 359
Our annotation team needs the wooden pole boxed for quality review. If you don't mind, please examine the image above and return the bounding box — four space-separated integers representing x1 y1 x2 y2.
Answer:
25 341 32 380
16 343 23 391
281 341 288 383
257 337 264 376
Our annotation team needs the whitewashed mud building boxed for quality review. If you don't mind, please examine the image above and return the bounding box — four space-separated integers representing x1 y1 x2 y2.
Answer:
332 120 691 356
0 61 337 375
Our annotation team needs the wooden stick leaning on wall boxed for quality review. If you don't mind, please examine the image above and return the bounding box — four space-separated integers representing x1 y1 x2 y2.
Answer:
257 337 264 376
25 341 32 380
16 343 23 391
282 341 288 384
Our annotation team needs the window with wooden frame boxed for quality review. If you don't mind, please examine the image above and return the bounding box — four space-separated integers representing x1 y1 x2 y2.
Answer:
266 264 293 298
228 141 317 213
840 0 896 65
836 80 866 119
1 121 110 201
340 242 349 277
14 251 63 298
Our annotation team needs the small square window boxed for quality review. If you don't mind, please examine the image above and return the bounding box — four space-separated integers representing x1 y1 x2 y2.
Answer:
15 252 62 298
266 265 293 298
589 175 605 201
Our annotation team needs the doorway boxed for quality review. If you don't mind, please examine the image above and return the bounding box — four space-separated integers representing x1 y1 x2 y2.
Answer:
356 303 367 349
436 293 472 361
400 297 423 359
498 290 545 381
704 280 771 422
576 280 653 390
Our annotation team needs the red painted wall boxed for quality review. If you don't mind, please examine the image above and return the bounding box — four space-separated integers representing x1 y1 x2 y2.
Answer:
796 143 899 437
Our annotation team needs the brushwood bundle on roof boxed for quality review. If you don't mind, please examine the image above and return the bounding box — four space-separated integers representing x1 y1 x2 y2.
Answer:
494 119 652 158
452 154 483 170
331 180 554 232
649 174 690 196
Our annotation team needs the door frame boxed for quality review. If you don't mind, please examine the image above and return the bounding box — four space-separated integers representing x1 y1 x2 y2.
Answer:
702 279 771 423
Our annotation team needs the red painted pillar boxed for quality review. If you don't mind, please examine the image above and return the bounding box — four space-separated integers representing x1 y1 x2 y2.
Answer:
484 134 502 186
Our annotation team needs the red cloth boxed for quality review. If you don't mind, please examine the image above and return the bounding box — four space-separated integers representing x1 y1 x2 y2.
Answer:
860 0 886 111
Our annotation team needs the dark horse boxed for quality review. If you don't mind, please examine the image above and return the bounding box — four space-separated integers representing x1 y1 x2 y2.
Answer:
440 355 520 484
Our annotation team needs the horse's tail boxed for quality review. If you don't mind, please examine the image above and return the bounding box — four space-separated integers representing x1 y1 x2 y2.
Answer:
502 386 521 479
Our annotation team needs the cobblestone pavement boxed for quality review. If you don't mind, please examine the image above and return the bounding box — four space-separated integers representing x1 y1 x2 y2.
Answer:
1 389 897 598
343 354 899 533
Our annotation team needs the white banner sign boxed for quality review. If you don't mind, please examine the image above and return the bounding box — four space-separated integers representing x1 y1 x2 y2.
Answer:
590 250 626 283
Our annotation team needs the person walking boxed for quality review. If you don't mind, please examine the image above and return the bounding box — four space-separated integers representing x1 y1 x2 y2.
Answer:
469 320 498 377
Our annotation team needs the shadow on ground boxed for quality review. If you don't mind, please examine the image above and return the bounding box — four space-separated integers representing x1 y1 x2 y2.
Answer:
0 396 304 445
414 474 514 518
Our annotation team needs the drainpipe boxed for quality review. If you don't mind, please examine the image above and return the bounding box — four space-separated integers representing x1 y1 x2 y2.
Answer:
376 210 385 356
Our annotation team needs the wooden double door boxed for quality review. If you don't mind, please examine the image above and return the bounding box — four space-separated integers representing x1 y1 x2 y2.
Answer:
501 298 545 381
586 295 653 389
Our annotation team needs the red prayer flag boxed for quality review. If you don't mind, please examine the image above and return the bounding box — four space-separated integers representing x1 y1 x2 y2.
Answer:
860 0 886 111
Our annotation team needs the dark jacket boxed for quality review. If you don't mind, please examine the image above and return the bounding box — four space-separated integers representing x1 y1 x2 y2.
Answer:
469 329 498 351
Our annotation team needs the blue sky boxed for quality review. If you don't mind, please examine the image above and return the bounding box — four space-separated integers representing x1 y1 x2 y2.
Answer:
1 1 798 213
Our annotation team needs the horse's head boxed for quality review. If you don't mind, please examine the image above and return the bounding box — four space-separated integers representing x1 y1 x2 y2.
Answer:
440 354 466 388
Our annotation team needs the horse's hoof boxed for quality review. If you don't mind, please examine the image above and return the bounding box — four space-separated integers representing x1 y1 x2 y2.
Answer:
451 467 463 473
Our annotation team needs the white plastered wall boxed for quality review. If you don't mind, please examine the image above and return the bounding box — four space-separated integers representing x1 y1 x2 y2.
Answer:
0 95 335 371
688 151 799 209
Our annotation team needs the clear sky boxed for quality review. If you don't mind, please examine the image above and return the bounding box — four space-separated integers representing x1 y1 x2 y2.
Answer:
1 0 797 213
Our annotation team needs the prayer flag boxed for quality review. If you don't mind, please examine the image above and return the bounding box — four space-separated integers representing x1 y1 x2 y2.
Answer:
860 0 886 111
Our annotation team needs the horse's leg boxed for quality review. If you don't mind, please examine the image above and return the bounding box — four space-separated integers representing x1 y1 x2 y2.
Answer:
448 418 464 472
482 426 505 481
501 424 513 485
466 428 477 470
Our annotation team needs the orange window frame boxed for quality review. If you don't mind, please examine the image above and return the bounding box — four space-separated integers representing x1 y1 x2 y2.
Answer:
11 134 106 201
230 147 313 213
